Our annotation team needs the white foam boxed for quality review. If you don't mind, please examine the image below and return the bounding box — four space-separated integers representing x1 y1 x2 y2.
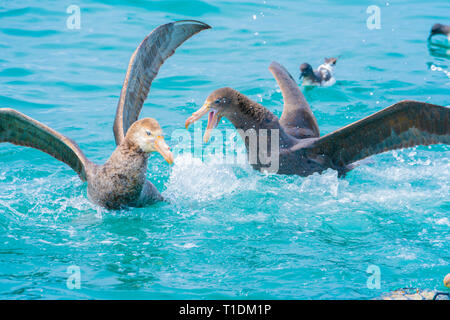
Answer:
173 242 198 249
434 217 450 227
163 153 252 204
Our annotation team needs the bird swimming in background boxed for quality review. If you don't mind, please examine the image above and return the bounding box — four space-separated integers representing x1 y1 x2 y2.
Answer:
185 61 449 178
299 57 337 86
428 23 450 41
0 20 211 209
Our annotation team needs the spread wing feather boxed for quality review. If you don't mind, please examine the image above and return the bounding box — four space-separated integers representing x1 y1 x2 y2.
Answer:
0 108 91 181
310 100 449 167
268 61 320 138
113 20 211 145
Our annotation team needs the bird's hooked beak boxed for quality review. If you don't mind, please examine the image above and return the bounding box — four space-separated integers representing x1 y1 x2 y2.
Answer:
185 102 221 143
154 136 174 165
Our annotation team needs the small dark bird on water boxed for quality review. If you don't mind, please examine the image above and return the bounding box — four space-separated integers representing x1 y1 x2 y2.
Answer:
299 57 337 86
428 23 450 40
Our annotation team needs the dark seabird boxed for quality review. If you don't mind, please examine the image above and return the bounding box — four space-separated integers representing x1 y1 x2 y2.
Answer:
185 61 449 177
0 20 211 209
428 23 450 40
299 57 337 86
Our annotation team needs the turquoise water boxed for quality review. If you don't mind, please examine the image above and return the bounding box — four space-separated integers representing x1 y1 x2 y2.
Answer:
0 0 449 299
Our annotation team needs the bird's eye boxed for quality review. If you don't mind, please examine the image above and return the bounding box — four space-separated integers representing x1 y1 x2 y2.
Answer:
146 130 151 136
214 98 221 104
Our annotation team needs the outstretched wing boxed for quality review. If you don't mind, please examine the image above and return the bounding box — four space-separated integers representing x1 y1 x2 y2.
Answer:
268 61 320 138
113 20 211 145
310 100 449 167
0 108 91 181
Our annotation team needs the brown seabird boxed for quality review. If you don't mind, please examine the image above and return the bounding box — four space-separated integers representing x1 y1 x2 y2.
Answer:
185 61 449 177
0 20 211 209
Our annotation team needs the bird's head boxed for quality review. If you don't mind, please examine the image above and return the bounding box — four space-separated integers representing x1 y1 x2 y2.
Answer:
125 118 173 164
429 23 447 39
185 87 239 143
299 63 314 79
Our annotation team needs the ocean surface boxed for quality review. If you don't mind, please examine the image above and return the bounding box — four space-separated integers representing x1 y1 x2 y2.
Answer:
0 0 449 299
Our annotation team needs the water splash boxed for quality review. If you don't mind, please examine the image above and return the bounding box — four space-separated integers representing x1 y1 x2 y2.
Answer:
163 153 251 204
